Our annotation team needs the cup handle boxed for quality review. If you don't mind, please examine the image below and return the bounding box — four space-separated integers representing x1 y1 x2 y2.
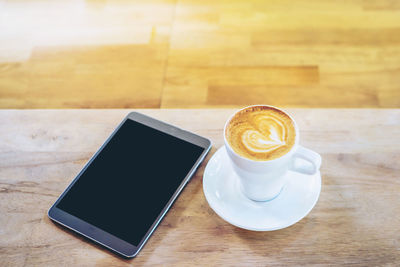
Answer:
289 146 321 175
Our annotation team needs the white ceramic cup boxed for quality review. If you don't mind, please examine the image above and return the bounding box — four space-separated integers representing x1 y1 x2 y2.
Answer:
224 105 322 202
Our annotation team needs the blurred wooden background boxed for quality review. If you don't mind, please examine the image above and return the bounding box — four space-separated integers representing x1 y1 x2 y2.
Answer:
0 0 399 108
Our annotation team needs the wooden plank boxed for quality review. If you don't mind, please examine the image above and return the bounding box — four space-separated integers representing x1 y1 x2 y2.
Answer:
1 0 400 108
161 0 400 108
0 45 169 108
163 66 319 108
0 109 399 266
363 0 400 10
252 29 400 46
0 0 176 108
206 84 379 107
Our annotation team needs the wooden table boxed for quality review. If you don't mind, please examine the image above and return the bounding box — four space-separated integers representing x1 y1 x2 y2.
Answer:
1 109 399 266
1 0 400 109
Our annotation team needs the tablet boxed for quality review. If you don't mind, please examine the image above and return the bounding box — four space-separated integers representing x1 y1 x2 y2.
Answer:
48 112 211 258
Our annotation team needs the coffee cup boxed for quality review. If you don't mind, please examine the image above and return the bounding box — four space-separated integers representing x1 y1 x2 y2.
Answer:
224 105 321 201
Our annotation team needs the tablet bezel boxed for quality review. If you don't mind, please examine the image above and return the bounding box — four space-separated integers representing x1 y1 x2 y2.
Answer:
48 112 212 258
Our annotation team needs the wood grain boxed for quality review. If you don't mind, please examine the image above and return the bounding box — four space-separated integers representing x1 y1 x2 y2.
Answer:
1 0 400 108
0 109 399 266
161 0 400 108
0 0 176 108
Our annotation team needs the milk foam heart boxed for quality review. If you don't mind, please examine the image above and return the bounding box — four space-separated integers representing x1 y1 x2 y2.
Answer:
241 114 286 154
225 106 296 161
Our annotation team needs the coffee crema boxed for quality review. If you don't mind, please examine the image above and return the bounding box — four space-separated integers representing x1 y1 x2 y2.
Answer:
225 106 296 161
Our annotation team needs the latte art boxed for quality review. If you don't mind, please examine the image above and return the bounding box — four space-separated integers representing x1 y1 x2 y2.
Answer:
242 115 286 153
226 106 296 161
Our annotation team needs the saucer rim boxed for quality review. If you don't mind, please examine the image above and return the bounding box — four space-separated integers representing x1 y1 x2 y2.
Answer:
202 146 322 231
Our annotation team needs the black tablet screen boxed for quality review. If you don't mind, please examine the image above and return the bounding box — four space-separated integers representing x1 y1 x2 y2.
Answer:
57 119 204 246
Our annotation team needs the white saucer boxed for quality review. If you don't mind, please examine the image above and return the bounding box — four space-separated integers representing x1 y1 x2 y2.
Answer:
203 146 321 231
